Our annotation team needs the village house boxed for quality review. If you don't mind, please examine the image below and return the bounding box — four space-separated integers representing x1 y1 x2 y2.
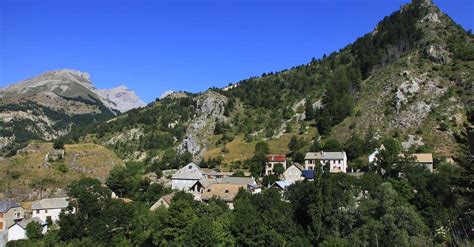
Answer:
189 177 212 200
408 153 434 172
150 192 176 211
265 155 287 176
368 144 386 164
283 163 304 184
272 181 291 191
32 197 69 223
304 151 348 173
0 201 24 231
7 218 47 242
201 177 256 209
247 184 262 194
171 162 203 191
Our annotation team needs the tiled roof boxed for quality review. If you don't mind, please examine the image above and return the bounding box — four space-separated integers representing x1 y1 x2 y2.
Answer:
150 192 175 211
202 183 246 202
0 200 21 213
220 177 256 185
172 162 203 180
266 155 286 162
305 151 346 160
161 192 176 205
32 197 69 210
412 153 433 163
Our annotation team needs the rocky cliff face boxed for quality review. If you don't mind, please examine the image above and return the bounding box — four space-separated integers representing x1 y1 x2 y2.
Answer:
177 90 229 160
97 86 146 113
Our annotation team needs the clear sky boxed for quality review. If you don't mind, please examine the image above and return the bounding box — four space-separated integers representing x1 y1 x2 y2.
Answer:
1 0 472 103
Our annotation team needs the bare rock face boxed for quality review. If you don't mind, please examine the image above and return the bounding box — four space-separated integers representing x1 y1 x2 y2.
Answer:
423 44 451 64
177 90 228 160
390 70 447 129
97 86 146 113
402 134 425 150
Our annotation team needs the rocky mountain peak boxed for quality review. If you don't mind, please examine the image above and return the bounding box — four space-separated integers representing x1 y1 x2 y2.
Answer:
97 86 146 113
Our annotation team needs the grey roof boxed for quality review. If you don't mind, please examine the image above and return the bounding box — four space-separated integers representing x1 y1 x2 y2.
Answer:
10 218 46 230
198 177 212 188
32 197 69 210
172 162 203 180
273 181 291 189
292 163 304 171
305 151 346 160
220 176 256 185
0 200 21 213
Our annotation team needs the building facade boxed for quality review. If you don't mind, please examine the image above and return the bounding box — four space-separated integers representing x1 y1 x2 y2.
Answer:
32 198 69 223
265 155 287 176
283 163 304 184
0 201 24 231
171 163 204 191
304 151 348 173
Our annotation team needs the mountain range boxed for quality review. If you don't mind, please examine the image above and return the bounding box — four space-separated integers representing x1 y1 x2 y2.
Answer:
1 0 472 168
0 69 145 155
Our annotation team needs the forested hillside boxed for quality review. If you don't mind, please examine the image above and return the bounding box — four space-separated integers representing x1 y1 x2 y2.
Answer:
67 0 472 171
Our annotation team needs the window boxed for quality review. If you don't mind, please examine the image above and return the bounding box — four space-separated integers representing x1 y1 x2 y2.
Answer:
45 210 48 213
225 190 229 193
207 189 211 192
36 210 40 214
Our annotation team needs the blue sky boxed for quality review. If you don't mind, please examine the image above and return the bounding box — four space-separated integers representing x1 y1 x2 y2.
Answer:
1 0 472 103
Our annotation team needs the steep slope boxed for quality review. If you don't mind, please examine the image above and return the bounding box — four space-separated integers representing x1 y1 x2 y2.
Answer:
0 69 145 156
97 85 146 112
0 142 123 201
72 0 472 167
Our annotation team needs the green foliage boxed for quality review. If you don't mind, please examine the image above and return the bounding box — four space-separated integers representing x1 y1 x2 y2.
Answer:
323 139 342 151
55 163 68 173
53 139 65 149
26 221 43 240
106 162 171 203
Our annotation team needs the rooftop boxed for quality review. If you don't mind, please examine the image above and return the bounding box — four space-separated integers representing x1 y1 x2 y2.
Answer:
220 176 256 185
305 151 346 160
0 200 21 213
266 154 286 162
302 170 316 179
32 197 69 210
273 181 291 189
10 217 46 230
172 162 203 180
202 183 246 202
412 153 433 163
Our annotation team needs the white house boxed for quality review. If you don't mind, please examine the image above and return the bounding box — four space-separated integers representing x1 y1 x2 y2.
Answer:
283 163 304 184
171 163 204 191
304 151 348 173
32 198 69 223
265 155 287 176
368 144 386 164
7 218 47 242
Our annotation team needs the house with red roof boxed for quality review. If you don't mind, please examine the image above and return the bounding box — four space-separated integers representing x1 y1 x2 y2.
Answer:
265 155 287 176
